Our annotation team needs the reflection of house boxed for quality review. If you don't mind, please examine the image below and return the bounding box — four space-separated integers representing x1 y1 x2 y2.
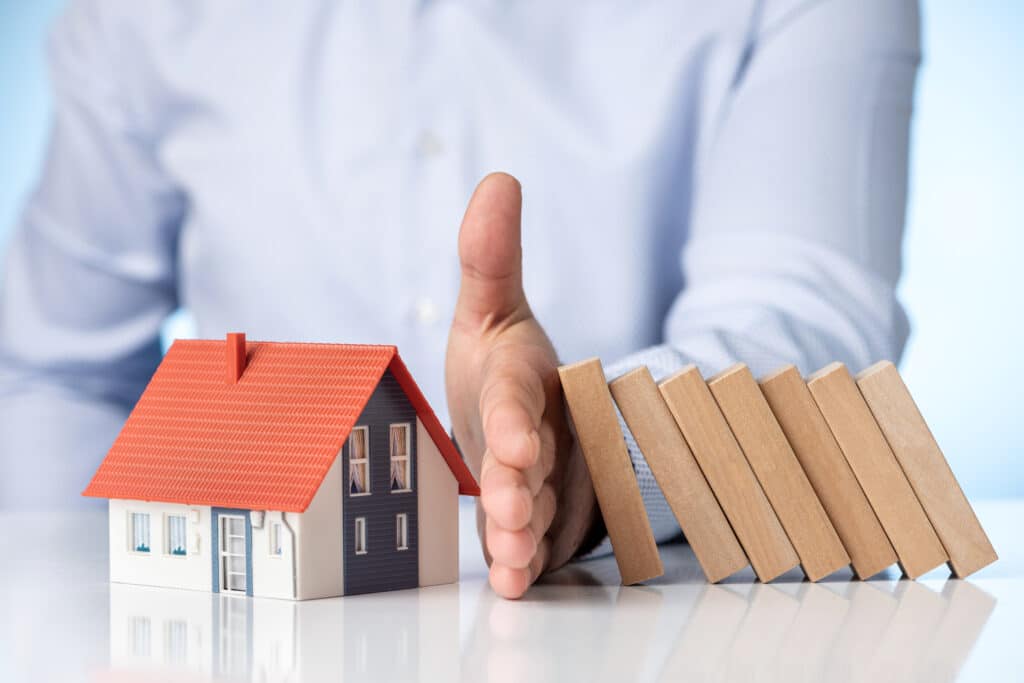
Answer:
84 334 479 599
108 581 460 681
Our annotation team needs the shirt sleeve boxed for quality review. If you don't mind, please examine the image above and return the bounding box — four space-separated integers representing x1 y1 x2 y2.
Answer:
591 0 921 552
0 1 182 508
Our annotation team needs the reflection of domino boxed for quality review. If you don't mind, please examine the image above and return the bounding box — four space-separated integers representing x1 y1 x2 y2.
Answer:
558 358 663 585
559 357 997 583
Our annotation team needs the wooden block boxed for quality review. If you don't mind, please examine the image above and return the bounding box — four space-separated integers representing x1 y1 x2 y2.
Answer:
659 366 799 582
806 362 948 579
558 358 663 585
609 367 748 583
708 364 849 581
759 365 897 579
856 361 997 577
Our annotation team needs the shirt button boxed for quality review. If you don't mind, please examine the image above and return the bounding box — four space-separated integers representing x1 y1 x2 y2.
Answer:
416 130 445 158
415 297 440 325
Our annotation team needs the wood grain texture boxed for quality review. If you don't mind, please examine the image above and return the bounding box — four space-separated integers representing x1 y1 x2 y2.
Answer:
807 362 948 579
659 365 799 582
610 366 748 583
708 364 849 581
558 358 663 585
759 365 897 579
856 361 997 577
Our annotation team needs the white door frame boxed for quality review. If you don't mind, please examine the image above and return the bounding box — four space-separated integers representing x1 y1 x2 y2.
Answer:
219 514 248 594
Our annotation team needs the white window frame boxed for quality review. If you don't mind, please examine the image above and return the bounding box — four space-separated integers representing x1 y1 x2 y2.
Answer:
269 521 283 557
389 423 412 493
349 426 371 496
165 513 188 557
129 512 151 554
396 513 408 551
354 517 367 555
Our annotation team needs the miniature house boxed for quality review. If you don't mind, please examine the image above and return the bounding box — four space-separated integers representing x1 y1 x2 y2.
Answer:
83 333 479 600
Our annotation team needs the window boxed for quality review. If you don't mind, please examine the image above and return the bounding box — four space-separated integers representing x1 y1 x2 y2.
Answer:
349 427 370 495
130 512 151 553
166 514 187 556
354 517 367 555
389 423 411 492
270 522 283 556
396 513 408 550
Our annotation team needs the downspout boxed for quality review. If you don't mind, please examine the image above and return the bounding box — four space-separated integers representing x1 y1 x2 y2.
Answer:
278 511 298 599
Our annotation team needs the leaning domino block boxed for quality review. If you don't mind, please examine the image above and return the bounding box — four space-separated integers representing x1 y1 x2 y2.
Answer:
708 364 849 581
856 361 998 577
558 358 663 585
759 366 897 579
610 366 748 583
660 366 799 582
807 363 948 579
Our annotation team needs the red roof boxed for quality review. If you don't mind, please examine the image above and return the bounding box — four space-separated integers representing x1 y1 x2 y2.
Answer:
83 337 479 511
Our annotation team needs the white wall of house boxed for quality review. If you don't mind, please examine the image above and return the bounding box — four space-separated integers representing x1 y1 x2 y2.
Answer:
109 499 213 592
416 417 459 587
294 452 344 599
251 509 297 600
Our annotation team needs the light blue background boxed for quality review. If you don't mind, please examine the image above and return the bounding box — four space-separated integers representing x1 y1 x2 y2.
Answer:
1 2 1021 497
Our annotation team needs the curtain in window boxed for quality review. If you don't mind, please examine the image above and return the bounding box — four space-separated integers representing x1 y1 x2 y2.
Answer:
390 425 409 491
350 428 368 494
168 515 187 555
390 425 407 458
351 428 367 458
132 513 151 552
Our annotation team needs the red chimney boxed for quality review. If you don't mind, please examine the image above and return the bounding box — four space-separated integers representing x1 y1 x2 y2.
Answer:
227 332 246 383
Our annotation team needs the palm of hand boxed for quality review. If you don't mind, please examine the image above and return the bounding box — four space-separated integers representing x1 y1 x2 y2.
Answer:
445 173 599 599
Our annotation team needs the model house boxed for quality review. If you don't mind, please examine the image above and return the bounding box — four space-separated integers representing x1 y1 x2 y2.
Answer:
83 333 479 600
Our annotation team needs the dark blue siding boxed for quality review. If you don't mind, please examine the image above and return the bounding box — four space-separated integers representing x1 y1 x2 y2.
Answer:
343 369 419 595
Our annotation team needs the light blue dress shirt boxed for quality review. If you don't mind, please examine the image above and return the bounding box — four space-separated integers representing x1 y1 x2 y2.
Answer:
0 0 920 551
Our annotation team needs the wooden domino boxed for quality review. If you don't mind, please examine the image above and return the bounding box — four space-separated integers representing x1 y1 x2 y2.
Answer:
759 365 897 579
659 366 799 582
610 366 748 583
558 358 663 585
558 352 994 585
807 363 948 579
856 361 997 577
708 364 849 581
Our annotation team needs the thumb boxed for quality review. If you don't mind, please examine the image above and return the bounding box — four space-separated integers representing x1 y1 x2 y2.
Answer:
455 172 528 331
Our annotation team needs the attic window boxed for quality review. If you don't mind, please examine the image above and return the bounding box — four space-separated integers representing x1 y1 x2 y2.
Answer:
390 424 411 492
349 427 370 495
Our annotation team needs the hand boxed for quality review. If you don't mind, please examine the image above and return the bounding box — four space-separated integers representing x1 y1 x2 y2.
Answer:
445 173 601 599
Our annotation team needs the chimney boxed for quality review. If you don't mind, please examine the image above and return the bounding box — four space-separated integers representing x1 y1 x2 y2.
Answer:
227 332 246 384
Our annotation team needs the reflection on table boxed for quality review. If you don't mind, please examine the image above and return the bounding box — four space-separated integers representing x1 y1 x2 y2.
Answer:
103 553 996 682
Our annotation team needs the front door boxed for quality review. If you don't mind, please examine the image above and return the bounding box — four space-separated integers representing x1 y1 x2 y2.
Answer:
212 508 252 596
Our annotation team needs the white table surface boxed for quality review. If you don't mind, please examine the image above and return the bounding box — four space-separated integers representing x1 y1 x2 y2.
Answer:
2 499 1021 683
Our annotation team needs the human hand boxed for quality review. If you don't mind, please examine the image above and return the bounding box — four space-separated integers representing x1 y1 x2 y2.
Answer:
445 173 601 599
